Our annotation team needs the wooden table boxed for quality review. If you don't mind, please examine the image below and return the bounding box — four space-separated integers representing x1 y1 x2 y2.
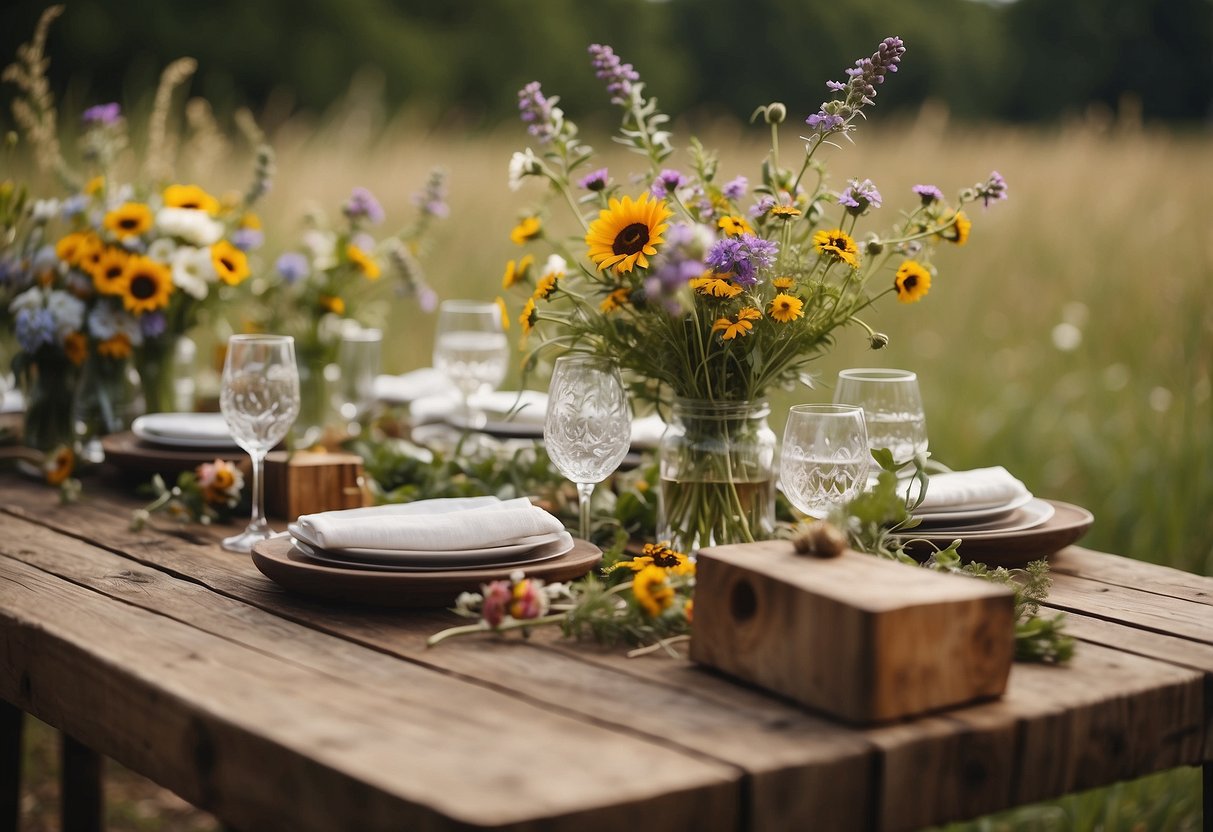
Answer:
1 478 1210 831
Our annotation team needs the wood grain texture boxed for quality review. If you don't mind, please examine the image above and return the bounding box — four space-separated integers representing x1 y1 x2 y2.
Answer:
263 450 366 519
691 540 1015 723
1050 546 1213 606
1045 573 1213 644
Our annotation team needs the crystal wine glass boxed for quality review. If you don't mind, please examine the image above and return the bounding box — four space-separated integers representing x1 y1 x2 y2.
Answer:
833 368 928 464
432 300 508 430
544 355 632 539
219 335 300 552
779 404 870 519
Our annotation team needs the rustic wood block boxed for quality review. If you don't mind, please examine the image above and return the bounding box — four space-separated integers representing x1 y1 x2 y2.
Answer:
264 451 366 520
690 539 1016 724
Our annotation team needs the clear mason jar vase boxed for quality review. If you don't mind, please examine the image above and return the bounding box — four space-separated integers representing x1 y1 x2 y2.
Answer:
657 397 777 551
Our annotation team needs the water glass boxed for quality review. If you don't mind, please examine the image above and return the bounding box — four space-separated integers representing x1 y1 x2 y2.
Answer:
544 355 632 539
833 368 928 464
432 300 508 428
336 326 382 433
219 335 300 553
780 404 870 519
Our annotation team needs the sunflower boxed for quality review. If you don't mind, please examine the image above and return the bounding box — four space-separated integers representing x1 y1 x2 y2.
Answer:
585 193 672 274
812 228 860 268
717 215 754 237
211 240 250 286
319 294 346 315
769 205 802 220
90 247 131 296
712 311 757 341
599 287 630 313
55 231 99 266
632 565 675 617
533 272 559 300
610 542 694 575
689 275 743 298
894 260 931 304
494 296 511 331
120 256 174 314
163 183 220 215
510 215 542 246
103 202 153 239
97 333 133 359
346 244 381 280
768 293 805 323
939 211 971 246
63 332 88 366
44 445 75 486
519 297 537 333
79 241 107 279
772 276 796 291
502 254 534 289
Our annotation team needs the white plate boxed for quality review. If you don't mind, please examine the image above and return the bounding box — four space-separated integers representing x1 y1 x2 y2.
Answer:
905 498 1056 538
912 490 1036 525
132 413 238 449
293 538 569 572
286 524 569 565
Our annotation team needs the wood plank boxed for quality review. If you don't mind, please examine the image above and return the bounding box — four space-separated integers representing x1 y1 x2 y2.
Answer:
61 733 104 832
0 555 741 832
1046 572 1213 644
0 503 876 832
1050 546 1213 606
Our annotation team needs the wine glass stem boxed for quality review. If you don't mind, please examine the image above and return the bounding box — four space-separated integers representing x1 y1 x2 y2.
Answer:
246 452 268 535
576 481 595 541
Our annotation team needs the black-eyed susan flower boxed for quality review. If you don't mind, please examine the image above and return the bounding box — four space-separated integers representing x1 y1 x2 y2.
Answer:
769 204 802 220
737 307 762 321
55 232 99 267
90 247 130 296
533 272 559 300
768 293 805 323
717 214 754 237
502 254 534 290
611 542 694 575
632 565 675 616
346 244 381 280
510 215 542 246
772 276 796 291
519 297 537 333
599 287 630 313
894 260 931 303
121 256 174 315
103 202 153 239
163 183 220 215
319 294 346 315
211 240 250 286
689 275 744 299
939 210 971 246
97 332 133 360
63 332 88 366
585 193 672 274
44 445 75 486
712 311 756 341
812 228 860 267
495 297 510 330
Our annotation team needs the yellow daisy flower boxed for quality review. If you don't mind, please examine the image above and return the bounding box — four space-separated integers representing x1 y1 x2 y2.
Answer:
103 202 153 239
211 240 250 286
63 332 88 366
510 215 542 246
495 297 511 331
772 276 796 291
90 247 131 296
44 445 75 486
319 294 345 315
689 274 745 298
240 212 262 230
84 176 105 196
163 183 221 215
737 306 762 321
533 272 559 301
894 260 932 304
347 244 381 280
712 312 756 341
632 565 675 617
717 215 754 237
502 254 534 290
768 293 804 323
519 297 537 333
55 231 98 267
611 542 694 575
120 256 174 315
770 205 802 220
812 228 860 268
585 193 672 274
599 287 630 313
97 332 133 360
940 211 971 246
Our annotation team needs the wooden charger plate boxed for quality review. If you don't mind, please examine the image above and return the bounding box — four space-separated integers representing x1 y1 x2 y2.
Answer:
898 499 1094 568
101 431 249 480
251 535 602 607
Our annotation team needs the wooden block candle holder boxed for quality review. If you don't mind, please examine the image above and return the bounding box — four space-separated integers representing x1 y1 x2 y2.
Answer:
690 539 1015 724
264 451 367 520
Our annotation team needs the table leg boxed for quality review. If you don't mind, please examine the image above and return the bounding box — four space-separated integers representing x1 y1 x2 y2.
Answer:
59 733 103 832
1 702 23 832
1204 761 1211 832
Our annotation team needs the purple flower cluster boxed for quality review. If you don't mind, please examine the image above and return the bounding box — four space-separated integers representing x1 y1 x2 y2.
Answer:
275 252 310 284
588 44 640 105
976 171 1008 208
838 178 882 215
705 234 779 287
650 169 686 198
412 169 449 219
82 102 121 126
140 311 168 339
343 187 385 226
578 168 610 191
723 176 748 201
912 184 944 205
14 308 56 353
749 195 777 218
517 81 559 143
231 228 264 251
805 36 905 137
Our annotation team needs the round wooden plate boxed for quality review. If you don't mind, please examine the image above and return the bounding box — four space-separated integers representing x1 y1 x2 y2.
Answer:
251 535 603 607
899 499 1094 567
101 431 249 479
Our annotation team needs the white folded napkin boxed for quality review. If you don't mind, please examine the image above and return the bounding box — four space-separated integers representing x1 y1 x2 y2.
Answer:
293 496 565 552
375 368 457 404
904 466 1030 511
135 412 233 440
629 414 667 449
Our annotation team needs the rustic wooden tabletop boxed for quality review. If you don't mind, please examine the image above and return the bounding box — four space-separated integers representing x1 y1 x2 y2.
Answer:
1 479 1209 831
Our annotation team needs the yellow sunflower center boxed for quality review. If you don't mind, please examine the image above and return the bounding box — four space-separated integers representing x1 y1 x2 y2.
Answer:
613 223 650 256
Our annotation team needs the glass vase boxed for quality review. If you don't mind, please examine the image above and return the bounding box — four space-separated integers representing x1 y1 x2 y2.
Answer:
134 337 178 415
73 352 134 461
657 398 777 552
22 358 78 453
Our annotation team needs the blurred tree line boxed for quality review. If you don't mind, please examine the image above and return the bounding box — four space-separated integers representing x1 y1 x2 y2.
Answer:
1 0 1210 131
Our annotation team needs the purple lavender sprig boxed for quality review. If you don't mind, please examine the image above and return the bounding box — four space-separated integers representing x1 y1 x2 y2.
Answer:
805 37 906 139
588 44 640 106
975 171 1008 208
413 168 450 219
518 82 561 144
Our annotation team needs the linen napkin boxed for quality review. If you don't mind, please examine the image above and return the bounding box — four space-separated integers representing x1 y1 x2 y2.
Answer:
135 412 233 441
293 496 565 552
902 466 1030 512
374 368 457 404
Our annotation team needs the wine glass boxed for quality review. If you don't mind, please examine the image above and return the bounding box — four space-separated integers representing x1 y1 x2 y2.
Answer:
219 335 300 553
544 355 632 540
779 404 870 519
432 300 508 429
833 368 928 465
336 325 382 435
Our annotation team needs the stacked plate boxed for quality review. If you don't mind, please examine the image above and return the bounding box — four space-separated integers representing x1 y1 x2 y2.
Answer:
131 412 238 449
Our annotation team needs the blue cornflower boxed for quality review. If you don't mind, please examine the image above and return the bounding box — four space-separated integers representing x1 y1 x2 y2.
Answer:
275 252 311 284
231 228 264 251
15 308 57 353
343 187 385 226
140 311 168 339
60 194 89 218
838 179 882 215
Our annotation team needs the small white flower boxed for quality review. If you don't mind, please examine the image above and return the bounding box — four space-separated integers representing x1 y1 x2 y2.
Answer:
171 246 214 300
147 238 177 262
32 199 61 223
302 229 337 271
156 207 223 247
508 149 540 191
88 303 143 346
46 290 86 339
9 286 45 316
541 254 567 277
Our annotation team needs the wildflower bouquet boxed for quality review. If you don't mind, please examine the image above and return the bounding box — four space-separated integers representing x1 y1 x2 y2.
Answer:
506 37 1007 548
130 458 246 530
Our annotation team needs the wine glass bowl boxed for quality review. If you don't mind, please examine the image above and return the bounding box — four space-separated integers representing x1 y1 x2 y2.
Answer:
219 334 300 553
432 300 508 428
833 368 927 464
779 404 870 519
544 355 632 539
